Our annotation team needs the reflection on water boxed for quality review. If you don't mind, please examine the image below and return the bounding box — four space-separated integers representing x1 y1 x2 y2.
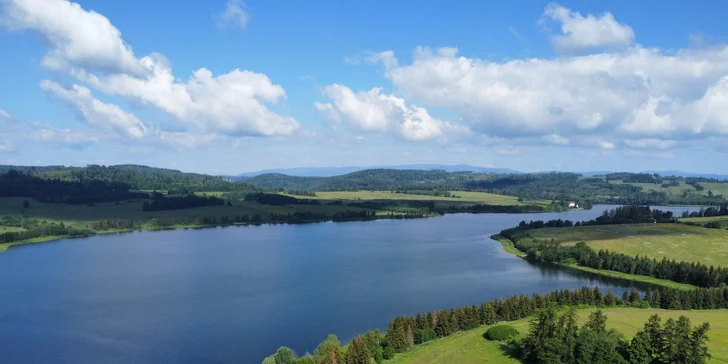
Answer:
0 205 703 364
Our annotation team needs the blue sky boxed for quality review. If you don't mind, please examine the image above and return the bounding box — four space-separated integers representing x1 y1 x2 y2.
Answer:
1 0 728 175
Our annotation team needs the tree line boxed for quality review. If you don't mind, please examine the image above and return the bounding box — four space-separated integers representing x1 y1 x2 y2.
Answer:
0 222 94 244
262 284 725 364
517 307 710 363
0 170 146 204
505 234 728 289
142 193 226 211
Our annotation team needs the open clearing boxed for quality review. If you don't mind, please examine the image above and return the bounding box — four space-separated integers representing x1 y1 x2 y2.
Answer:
521 223 728 266
389 308 728 364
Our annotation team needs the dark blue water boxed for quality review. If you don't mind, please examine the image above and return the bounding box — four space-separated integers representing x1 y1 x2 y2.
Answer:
0 205 701 363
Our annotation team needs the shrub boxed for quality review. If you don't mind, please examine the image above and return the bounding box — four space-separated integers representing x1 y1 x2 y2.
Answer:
705 222 722 229
382 346 395 360
484 325 520 341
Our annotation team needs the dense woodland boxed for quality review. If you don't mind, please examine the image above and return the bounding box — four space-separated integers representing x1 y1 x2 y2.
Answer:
263 284 720 364
0 170 146 203
0 164 258 194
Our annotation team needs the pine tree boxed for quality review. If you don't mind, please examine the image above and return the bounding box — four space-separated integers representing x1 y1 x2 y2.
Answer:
605 291 618 307
622 290 630 305
688 321 711 364
627 330 653 364
586 309 607 333
345 337 371 364
629 287 641 303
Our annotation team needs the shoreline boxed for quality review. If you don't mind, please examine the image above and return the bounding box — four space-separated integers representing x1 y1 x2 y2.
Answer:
0 205 581 254
490 234 697 291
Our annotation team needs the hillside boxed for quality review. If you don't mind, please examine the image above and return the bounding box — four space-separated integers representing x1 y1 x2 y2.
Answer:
245 169 728 205
388 308 728 364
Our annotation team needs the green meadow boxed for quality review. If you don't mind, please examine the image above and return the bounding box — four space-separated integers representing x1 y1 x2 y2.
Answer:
522 223 728 267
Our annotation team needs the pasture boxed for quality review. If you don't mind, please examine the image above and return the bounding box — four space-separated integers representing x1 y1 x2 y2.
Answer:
523 223 728 266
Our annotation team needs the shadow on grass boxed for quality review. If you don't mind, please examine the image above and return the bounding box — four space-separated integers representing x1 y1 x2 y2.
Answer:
481 332 523 361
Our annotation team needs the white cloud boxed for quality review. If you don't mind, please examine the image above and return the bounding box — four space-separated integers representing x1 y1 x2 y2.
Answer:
315 84 459 141
598 141 615 149
371 45 728 143
0 140 13 152
542 3 634 52
543 134 570 145
79 56 299 136
40 80 148 138
216 0 249 30
624 138 677 149
1 0 146 75
29 125 101 148
3 0 298 139
0 109 10 119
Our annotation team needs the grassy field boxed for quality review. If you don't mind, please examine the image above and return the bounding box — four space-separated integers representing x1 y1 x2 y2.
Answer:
522 223 728 267
388 308 728 364
682 215 728 228
0 226 26 233
609 179 728 198
297 190 543 206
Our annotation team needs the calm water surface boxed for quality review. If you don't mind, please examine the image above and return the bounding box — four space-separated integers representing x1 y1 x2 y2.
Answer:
0 205 701 363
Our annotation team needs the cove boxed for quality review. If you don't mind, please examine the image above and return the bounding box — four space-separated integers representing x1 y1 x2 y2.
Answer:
0 205 701 363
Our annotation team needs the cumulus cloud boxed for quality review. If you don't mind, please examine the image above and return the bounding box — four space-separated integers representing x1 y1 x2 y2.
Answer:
0 109 10 119
315 84 462 141
542 3 634 52
1 0 146 75
1 0 298 139
77 56 299 136
370 44 728 147
216 0 249 30
40 80 148 138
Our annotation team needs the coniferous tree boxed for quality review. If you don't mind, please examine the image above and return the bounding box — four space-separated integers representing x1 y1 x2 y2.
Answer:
629 288 641 304
345 337 370 364
605 291 618 307
627 330 653 364
586 310 607 333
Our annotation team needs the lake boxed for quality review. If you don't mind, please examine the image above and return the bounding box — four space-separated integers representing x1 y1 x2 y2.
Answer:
0 205 701 363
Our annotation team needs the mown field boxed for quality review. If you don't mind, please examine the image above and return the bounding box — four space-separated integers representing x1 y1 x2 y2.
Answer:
295 190 545 206
521 223 728 267
388 308 728 364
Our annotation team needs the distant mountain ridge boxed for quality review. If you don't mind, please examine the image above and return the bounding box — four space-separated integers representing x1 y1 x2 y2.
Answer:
236 164 521 178
236 165 728 180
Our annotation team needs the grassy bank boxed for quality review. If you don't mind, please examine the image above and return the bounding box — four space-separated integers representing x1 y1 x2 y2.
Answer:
388 308 728 364
490 234 526 257
492 234 696 290
522 223 728 266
